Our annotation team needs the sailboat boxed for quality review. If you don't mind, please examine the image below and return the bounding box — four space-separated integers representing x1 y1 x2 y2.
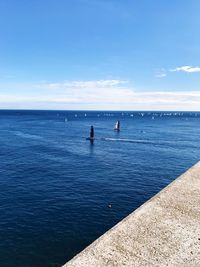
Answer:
86 126 95 143
114 120 120 131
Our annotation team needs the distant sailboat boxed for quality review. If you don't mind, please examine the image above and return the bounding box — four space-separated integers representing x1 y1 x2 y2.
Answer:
86 125 94 143
114 120 120 131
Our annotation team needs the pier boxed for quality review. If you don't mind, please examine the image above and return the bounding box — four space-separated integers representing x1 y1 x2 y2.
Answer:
63 161 200 266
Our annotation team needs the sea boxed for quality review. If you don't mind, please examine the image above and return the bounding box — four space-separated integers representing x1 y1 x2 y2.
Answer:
0 110 199 267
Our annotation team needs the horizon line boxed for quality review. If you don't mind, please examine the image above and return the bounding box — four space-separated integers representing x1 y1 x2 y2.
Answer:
0 108 199 113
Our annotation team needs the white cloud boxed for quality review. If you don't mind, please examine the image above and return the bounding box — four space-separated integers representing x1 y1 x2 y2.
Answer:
0 79 200 111
41 79 127 89
38 80 134 104
170 66 200 73
155 68 167 78
156 65 200 77
155 73 167 78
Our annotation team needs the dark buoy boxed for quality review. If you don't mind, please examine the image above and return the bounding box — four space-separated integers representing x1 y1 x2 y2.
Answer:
114 120 120 131
86 125 94 143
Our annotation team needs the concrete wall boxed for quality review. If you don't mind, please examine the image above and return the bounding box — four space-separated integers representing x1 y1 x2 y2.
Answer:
63 162 200 267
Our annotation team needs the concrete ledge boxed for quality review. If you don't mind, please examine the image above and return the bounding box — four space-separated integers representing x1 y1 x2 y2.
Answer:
63 162 200 267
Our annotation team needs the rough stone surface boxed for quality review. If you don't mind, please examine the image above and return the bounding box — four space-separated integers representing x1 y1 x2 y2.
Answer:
63 162 200 267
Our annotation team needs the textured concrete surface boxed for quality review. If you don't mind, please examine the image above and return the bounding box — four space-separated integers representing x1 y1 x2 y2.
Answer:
63 162 200 267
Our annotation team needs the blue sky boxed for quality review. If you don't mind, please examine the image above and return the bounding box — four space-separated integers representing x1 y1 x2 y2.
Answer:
0 0 200 110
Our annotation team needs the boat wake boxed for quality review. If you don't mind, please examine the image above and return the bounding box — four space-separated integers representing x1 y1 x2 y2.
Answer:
101 137 154 144
13 131 43 140
101 137 175 145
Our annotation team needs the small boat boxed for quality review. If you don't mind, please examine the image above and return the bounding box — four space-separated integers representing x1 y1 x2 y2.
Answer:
86 126 94 143
114 120 120 131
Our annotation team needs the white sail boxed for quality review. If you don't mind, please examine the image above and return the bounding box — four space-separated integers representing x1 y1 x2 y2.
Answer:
114 121 120 130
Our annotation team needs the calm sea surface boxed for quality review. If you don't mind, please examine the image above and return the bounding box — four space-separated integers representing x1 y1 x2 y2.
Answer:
0 110 199 267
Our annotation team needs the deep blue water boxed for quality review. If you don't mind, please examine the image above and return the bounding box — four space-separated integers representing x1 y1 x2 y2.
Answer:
0 110 199 267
